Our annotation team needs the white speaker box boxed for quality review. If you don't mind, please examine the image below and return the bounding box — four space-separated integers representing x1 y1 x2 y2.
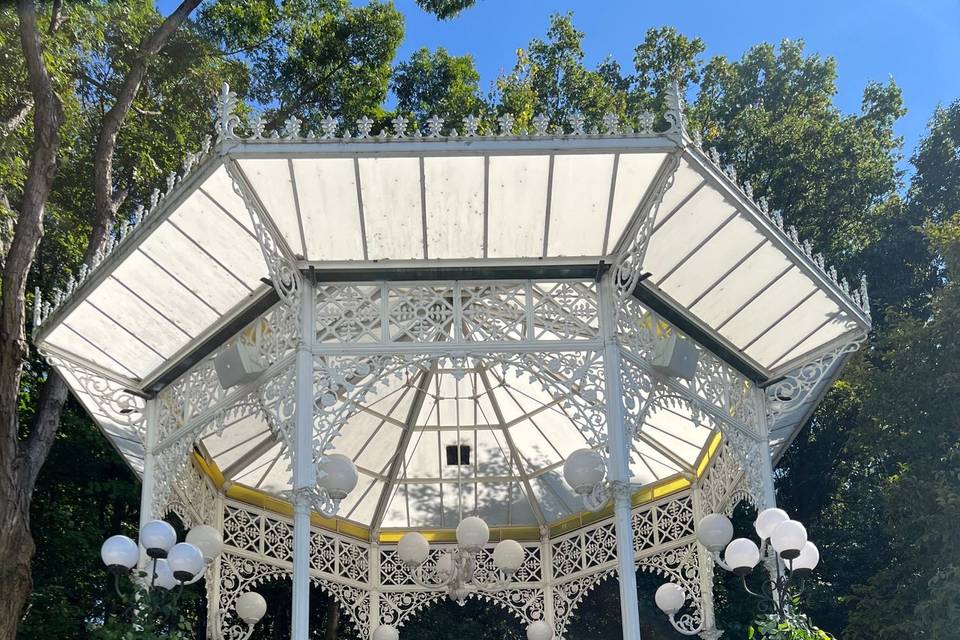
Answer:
651 333 699 381
215 340 266 389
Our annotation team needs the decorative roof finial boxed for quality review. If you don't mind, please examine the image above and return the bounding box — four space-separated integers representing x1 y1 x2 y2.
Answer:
215 82 239 142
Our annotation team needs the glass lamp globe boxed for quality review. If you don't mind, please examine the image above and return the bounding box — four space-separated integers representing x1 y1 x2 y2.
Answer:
791 541 820 576
723 538 760 576
562 449 606 495
186 525 223 563
654 582 686 615
770 520 807 560
696 513 734 552
101 535 139 574
139 520 177 558
493 539 525 574
167 542 205 582
754 507 789 540
317 453 359 500
435 552 455 578
397 532 429 567
456 516 490 551
236 591 267 625
526 620 553 640
152 558 178 590
373 624 400 640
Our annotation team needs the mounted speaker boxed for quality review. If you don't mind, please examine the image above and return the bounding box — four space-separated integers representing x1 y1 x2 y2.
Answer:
651 333 699 381
214 340 266 389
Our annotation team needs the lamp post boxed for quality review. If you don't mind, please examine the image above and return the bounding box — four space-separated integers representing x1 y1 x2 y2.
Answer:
393 516 551 640
100 519 266 638
654 508 821 635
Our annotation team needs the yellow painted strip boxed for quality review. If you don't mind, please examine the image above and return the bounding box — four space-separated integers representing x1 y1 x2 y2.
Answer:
695 432 724 478
196 430 725 543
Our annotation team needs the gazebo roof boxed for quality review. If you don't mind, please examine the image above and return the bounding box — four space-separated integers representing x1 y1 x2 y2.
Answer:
32 89 870 523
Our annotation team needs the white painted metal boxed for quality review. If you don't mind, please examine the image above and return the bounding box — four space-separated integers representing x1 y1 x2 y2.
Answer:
599 274 643 640
291 278 316 640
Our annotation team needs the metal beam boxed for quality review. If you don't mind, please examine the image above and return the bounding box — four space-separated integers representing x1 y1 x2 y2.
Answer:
478 365 547 527
370 365 436 534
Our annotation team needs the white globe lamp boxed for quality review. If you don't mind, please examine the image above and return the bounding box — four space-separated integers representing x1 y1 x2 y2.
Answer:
397 532 430 567
317 453 359 500
754 507 789 540
696 513 734 552
770 520 807 560
455 516 489 551
654 582 686 615
562 449 606 495
166 542 205 582
139 519 177 558
186 525 223 563
724 538 760 576
435 551 455 578
100 535 139 574
373 624 400 640
151 558 178 590
236 591 267 625
791 541 820 576
526 620 553 640
493 539 525 574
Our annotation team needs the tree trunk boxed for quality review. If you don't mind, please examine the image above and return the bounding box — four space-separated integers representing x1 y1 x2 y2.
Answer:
0 485 34 640
0 2 202 639
0 4 63 636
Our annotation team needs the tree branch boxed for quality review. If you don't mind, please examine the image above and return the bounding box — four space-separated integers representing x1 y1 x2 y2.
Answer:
90 0 202 265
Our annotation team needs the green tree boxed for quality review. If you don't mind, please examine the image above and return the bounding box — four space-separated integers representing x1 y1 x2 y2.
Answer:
392 47 485 132
840 105 960 640
495 13 629 132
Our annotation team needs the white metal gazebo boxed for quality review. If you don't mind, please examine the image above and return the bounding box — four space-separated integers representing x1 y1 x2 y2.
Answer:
32 84 869 640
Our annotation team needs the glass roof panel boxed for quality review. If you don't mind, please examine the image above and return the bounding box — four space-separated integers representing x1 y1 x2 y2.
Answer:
168 190 265 287
62 301 165 377
84 276 190 360
487 155 549 257
358 157 424 260
607 152 668 252
237 159 305 258
719 268 818 347
656 217 766 306
291 158 365 261
109 250 218 336
424 156 485 259
139 224 251 314
744 291 845 365
547 154 615 256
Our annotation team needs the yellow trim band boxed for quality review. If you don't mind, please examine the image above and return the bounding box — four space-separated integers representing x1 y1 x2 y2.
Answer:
192 427 727 543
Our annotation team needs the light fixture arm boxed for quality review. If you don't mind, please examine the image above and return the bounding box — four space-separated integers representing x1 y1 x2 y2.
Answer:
404 545 516 603
210 611 257 640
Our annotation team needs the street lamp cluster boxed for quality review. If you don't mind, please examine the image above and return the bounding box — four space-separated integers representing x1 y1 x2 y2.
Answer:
100 520 266 639
369 516 550 640
654 507 820 635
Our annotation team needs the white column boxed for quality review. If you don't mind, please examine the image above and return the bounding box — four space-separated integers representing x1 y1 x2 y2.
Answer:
207 490 225 638
292 279 316 640
369 540 381 639
599 275 643 640
691 481 719 638
138 398 159 570
539 526 557 637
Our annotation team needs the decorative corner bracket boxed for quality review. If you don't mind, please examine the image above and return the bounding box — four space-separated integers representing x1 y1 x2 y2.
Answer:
224 160 302 306
765 332 867 425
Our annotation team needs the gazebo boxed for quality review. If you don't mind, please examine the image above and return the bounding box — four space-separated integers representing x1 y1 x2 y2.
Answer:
32 83 869 640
